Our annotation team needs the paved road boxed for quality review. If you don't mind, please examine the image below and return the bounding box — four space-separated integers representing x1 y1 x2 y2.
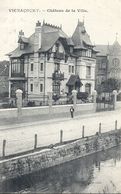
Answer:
0 109 121 157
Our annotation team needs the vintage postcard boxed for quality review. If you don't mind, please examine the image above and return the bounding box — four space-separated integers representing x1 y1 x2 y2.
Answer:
0 0 121 193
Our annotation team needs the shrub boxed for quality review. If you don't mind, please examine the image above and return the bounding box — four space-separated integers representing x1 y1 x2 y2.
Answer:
77 92 89 100
52 94 60 102
27 101 35 107
0 92 9 98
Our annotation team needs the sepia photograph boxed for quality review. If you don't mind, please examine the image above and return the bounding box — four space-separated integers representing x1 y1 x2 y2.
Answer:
0 0 121 193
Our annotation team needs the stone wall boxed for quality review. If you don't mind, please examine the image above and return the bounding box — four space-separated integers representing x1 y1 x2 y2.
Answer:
0 129 121 182
0 108 17 119
117 101 121 109
0 103 94 120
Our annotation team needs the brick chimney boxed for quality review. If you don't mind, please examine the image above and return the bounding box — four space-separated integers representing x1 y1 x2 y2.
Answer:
18 30 24 38
18 30 24 47
34 21 42 52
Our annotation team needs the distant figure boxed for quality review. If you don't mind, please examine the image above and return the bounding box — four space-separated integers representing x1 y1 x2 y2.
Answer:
70 106 74 118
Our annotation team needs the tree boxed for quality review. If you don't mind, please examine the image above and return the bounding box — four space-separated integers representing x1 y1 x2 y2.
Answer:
99 78 121 93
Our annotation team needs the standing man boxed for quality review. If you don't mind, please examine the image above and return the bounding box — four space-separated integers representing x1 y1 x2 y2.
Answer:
70 106 74 118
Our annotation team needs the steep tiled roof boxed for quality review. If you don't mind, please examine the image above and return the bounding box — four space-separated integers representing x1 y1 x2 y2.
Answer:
8 33 35 58
18 36 29 43
40 28 68 52
66 75 82 86
40 31 59 52
95 45 109 56
9 21 101 58
66 38 74 46
8 23 69 58
72 21 93 48
95 41 121 56
108 40 121 55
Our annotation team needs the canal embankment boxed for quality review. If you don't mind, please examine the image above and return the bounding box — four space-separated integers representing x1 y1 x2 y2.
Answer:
0 127 121 183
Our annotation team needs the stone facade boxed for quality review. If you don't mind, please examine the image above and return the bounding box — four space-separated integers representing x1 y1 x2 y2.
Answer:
95 40 121 91
95 56 108 90
8 20 96 102
108 41 121 79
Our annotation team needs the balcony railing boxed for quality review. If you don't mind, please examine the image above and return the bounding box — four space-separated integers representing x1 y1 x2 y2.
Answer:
11 72 25 78
54 52 65 60
52 71 64 81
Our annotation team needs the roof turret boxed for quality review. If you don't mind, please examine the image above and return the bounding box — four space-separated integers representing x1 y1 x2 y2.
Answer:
72 19 93 48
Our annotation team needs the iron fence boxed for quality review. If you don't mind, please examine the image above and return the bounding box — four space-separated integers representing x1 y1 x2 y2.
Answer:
24 95 49 107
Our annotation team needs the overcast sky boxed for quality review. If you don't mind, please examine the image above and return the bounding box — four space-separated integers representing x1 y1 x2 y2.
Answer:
0 0 121 60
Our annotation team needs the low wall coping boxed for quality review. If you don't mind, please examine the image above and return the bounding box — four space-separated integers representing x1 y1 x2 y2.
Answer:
22 103 93 110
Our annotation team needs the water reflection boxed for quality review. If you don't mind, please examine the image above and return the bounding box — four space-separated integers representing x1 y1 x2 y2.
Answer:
1 145 121 193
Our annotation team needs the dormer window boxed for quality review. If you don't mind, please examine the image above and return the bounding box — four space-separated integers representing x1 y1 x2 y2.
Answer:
18 32 28 50
20 43 24 50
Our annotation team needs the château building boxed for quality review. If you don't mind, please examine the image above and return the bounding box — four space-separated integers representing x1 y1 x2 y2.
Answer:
8 20 97 103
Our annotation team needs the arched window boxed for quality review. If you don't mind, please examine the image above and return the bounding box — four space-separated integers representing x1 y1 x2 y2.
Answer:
112 58 120 68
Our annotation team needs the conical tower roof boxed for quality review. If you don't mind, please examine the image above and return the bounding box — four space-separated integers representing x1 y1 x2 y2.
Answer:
72 20 93 48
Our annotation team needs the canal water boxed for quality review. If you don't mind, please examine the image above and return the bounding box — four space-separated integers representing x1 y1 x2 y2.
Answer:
1 145 121 193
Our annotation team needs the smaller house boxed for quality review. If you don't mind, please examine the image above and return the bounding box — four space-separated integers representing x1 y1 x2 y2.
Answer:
0 61 9 98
